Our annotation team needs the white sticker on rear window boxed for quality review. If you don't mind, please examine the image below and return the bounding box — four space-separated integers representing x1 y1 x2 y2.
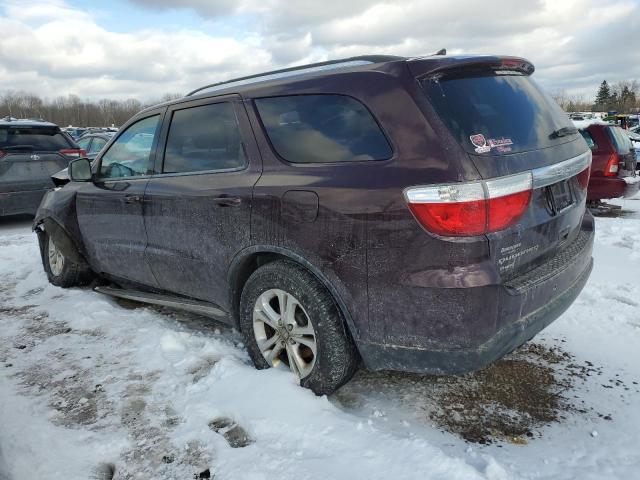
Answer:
469 133 491 153
470 134 514 154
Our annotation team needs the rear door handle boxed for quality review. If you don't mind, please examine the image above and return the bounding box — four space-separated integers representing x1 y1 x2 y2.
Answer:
212 195 242 207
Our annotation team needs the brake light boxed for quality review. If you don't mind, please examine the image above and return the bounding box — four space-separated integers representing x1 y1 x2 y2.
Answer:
59 148 86 158
576 166 590 189
405 172 532 237
0 150 5 159
604 153 619 177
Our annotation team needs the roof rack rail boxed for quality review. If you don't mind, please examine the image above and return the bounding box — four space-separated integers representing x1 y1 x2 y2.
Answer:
186 55 404 97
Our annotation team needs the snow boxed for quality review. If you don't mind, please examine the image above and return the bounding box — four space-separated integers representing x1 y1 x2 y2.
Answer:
572 119 610 129
1 199 640 479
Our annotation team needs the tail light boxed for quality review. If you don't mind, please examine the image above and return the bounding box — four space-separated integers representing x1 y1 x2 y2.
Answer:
576 166 590 189
604 153 619 177
59 148 86 158
405 172 532 237
0 150 5 159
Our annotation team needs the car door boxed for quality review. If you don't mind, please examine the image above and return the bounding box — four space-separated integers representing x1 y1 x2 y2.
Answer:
76 111 165 286
143 95 262 308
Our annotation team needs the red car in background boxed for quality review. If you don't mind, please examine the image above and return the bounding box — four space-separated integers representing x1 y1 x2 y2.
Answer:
577 122 639 202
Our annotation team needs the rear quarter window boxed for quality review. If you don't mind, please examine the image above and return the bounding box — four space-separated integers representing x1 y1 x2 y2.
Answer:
606 126 632 154
579 130 597 150
0 127 72 151
255 94 392 163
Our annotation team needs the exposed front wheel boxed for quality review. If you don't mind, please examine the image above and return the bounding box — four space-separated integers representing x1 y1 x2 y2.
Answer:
239 260 359 395
42 232 92 287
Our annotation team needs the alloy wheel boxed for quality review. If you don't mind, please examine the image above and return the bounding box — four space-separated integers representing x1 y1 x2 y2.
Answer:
48 237 65 277
252 289 317 379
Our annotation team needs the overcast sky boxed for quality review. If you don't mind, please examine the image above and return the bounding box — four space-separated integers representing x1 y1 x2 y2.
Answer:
0 0 638 102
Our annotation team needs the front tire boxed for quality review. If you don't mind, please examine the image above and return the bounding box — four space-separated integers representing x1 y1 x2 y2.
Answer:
239 260 359 395
42 232 92 288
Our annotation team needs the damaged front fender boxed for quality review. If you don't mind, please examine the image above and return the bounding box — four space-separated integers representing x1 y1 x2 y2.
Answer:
33 184 87 263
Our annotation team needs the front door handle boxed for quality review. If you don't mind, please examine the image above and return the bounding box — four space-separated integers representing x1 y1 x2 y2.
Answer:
212 195 242 207
123 194 144 204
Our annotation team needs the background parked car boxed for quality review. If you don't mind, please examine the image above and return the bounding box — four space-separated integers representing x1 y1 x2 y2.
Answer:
575 120 639 201
63 127 87 140
0 118 85 216
76 131 115 160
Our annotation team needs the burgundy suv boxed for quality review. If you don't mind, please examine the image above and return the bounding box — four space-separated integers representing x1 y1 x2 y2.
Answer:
34 55 594 394
578 122 639 201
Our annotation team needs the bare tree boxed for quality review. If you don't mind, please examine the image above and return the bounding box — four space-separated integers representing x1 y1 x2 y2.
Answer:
0 91 182 127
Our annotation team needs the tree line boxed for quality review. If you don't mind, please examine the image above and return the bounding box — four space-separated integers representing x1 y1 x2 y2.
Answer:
0 91 182 127
552 80 639 113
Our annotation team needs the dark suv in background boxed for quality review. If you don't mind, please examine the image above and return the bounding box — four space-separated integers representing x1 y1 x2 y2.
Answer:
1 118 85 216
35 55 594 394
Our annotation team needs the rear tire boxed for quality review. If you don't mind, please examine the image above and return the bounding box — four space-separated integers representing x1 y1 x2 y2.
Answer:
239 260 359 395
42 232 93 288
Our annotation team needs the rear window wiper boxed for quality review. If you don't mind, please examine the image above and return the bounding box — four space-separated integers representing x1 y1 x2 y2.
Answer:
549 126 578 139
0 145 36 151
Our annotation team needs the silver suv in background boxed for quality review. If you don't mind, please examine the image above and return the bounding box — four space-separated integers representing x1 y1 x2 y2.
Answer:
0 118 85 216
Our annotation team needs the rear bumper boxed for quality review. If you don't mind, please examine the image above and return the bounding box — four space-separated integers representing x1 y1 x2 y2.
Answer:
359 215 595 374
0 189 49 216
587 175 639 201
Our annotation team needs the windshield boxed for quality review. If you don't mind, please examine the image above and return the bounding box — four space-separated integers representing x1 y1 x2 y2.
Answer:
421 73 576 155
0 126 72 151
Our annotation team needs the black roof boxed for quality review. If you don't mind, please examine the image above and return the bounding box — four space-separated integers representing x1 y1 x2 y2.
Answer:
137 53 533 115
186 55 406 97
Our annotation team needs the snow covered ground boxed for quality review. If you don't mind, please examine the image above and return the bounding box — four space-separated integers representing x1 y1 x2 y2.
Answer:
1 197 639 480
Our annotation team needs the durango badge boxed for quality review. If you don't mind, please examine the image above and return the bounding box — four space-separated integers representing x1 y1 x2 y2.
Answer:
470 133 491 153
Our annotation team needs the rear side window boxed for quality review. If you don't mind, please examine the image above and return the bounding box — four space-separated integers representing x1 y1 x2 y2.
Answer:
421 73 576 155
579 130 597 150
255 94 392 163
606 126 632 154
0 127 72 151
163 102 246 174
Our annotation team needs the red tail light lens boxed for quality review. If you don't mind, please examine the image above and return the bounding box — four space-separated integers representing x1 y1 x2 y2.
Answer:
0 150 5 159
576 166 590 189
59 148 87 158
408 200 487 236
405 172 532 237
604 153 619 177
487 190 532 231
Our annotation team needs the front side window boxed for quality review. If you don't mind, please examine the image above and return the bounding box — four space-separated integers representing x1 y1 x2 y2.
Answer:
255 94 392 163
163 102 246 174
100 115 159 179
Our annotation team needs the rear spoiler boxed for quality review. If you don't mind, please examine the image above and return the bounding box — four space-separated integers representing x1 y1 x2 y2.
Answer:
407 55 535 80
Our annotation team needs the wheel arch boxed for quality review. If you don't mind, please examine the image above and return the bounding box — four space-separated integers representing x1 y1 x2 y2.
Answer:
227 245 361 344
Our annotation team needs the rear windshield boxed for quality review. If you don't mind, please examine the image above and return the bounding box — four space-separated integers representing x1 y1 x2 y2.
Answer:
421 72 576 155
606 126 632 154
0 126 72 152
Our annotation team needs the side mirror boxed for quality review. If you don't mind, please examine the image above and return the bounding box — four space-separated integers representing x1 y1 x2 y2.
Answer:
68 158 92 182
